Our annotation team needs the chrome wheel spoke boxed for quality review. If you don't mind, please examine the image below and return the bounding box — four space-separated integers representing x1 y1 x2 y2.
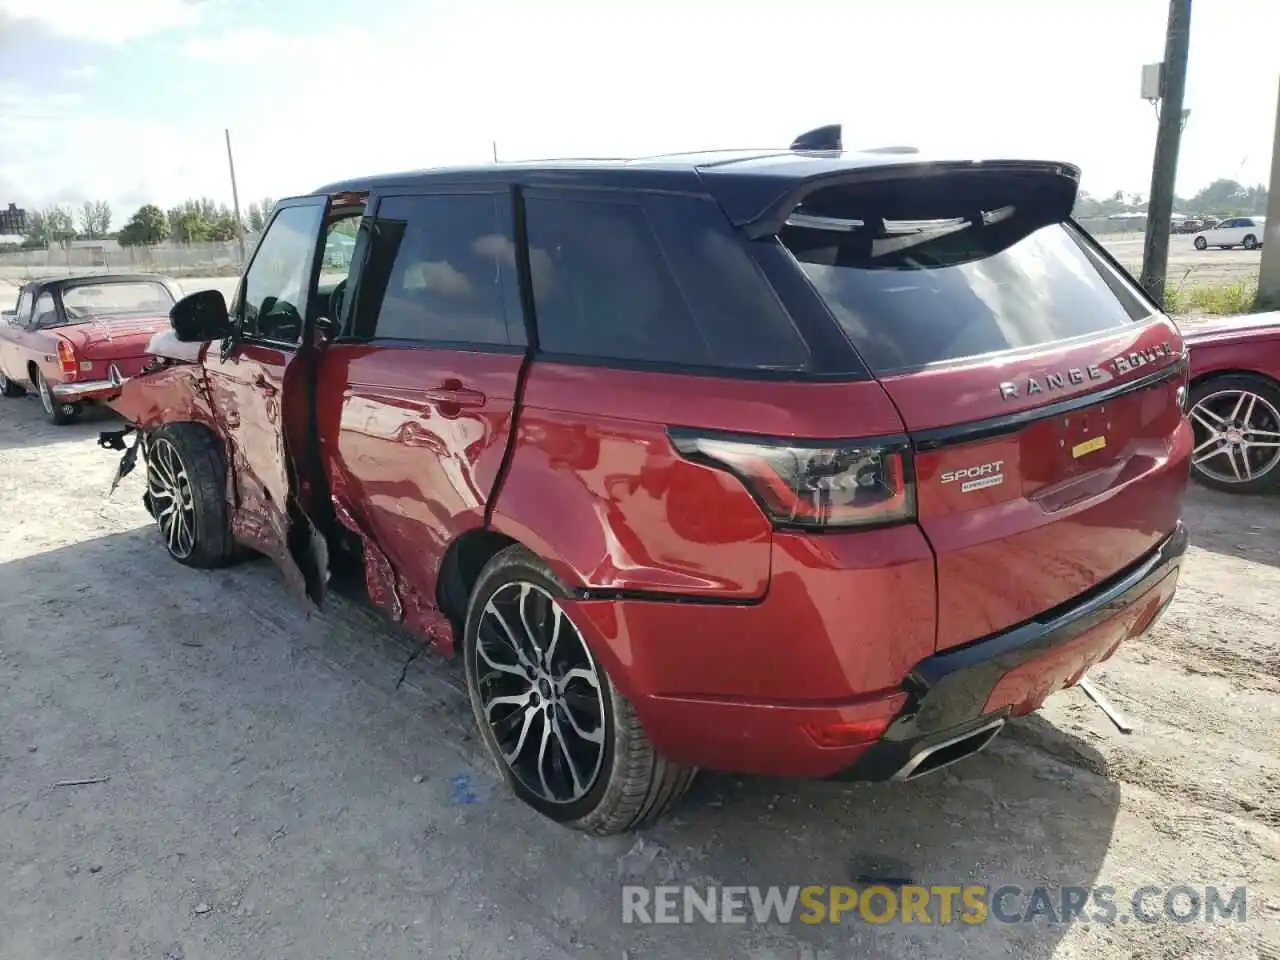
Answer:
1191 407 1225 431
483 601 537 673
549 711 586 796
1192 434 1221 456
1193 444 1229 465
535 713 555 799
500 704 538 764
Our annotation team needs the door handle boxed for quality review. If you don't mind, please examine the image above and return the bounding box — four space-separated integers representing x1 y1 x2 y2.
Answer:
253 375 278 397
424 386 485 408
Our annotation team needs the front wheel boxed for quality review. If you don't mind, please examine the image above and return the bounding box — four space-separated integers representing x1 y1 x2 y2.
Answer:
35 370 79 425
1193 236 1208 250
1188 374 1280 494
144 424 240 567
0 370 24 397
463 545 696 834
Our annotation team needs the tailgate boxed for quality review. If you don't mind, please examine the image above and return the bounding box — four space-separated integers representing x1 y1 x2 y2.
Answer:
777 167 1191 650
881 322 1187 649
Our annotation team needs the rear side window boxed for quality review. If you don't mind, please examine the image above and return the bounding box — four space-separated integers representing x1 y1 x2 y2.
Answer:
353 193 521 346
524 192 809 371
783 214 1155 375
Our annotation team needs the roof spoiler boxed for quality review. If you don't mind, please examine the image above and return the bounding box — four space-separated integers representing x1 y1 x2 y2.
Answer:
710 159 1082 239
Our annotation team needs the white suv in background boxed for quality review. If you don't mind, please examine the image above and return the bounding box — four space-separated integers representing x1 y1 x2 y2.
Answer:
1192 216 1266 250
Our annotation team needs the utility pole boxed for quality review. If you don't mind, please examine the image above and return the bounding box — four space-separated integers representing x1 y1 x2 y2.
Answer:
1257 77 1280 309
225 128 246 266
1139 0 1192 305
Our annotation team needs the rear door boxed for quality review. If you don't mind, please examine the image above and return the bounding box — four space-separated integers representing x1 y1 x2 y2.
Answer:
203 195 329 597
316 187 527 616
775 168 1190 649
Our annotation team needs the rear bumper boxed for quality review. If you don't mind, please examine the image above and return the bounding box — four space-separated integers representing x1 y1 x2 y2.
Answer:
578 521 1186 780
50 377 121 403
833 520 1187 781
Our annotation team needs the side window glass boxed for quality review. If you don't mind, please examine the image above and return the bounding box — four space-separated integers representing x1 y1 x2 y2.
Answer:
523 196 707 365
353 194 515 346
15 290 33 324
240 203 325 344
32 292 56 327
523 193 810 371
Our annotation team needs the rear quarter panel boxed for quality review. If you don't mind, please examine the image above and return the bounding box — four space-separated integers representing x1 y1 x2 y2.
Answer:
489 362 906 598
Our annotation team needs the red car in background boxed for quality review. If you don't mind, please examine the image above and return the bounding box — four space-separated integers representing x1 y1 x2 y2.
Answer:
1181 310 1280 493
0 274 180 424
100 130 1193 834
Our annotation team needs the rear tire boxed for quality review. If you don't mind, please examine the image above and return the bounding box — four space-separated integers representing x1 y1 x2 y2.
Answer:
35 370 79 425
1243 234 1259 250
462 545 696 835
145 423 240 567
1188 374 1280 495
0 370 24 397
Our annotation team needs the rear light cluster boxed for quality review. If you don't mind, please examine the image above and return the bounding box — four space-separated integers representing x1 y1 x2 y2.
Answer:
670 429 915 530
56 339 78 380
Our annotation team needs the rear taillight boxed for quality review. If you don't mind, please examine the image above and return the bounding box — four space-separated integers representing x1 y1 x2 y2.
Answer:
670 429 915 530
56 339 77 380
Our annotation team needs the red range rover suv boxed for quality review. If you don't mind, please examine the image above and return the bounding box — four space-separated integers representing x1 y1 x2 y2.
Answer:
102 126 1193 834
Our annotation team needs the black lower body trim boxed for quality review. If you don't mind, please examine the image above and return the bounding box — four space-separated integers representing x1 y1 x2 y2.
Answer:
831 521 1188 782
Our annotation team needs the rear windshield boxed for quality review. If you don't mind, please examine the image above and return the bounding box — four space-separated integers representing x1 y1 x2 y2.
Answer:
782 212 1154 374
62 281 174 322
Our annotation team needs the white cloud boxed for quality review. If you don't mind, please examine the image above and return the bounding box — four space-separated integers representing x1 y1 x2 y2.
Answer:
0 0 202 43
63 64 98 81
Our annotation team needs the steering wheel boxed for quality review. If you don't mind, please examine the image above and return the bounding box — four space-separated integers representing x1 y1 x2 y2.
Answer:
328 279 348 330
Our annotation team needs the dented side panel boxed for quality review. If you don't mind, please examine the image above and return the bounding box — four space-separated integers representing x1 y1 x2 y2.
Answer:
107 363 219 431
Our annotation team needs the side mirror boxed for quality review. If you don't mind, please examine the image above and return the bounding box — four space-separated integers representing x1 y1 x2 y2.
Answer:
170 289 233 343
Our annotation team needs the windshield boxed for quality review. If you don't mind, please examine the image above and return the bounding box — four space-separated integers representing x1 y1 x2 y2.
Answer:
62 281 174 321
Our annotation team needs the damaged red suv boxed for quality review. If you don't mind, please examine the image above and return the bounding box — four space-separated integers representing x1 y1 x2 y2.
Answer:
101 126 1192 834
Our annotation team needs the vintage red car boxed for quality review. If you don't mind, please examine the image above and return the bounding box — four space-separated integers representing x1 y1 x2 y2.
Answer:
1180 310 1280 494
0 274 181 424
100 130 1193 834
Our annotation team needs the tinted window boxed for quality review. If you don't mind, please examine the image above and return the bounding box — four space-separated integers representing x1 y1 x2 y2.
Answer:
524 194 809 371
354 194 516 346
241 203 324 344
783 218 1153 374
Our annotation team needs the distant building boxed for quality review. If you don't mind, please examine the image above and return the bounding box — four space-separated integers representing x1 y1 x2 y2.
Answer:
0 203 28 235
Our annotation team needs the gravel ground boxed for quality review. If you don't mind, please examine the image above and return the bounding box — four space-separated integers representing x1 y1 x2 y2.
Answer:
0 381 1277 959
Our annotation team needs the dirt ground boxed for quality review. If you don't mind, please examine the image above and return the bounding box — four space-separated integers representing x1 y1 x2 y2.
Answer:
0 376 1277 959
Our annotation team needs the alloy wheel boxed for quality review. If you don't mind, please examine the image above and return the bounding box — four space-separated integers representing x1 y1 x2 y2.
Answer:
1190 388 1280 485
474 581 607 805
146 437 197 559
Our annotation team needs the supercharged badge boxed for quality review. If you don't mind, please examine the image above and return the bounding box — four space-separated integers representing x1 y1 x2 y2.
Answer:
940 460 1005 493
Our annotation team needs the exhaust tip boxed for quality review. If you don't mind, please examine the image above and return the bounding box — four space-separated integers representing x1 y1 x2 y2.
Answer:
892 718 1005 782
